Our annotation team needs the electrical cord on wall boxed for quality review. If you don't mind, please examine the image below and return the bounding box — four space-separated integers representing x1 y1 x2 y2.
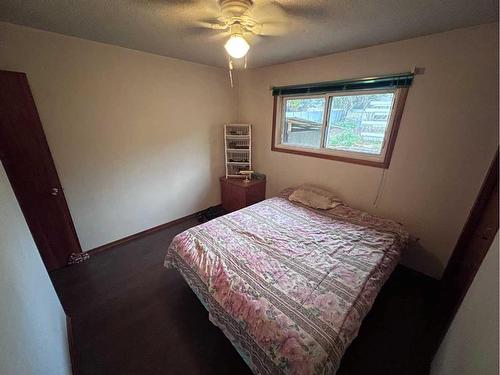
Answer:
373 168 387 207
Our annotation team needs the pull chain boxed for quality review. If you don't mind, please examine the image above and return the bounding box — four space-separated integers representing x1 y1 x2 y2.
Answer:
228 57 234 88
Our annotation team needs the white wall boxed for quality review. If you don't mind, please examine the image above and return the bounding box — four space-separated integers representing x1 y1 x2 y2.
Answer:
0 163 71 375
431 232 499 375
237 23 499 278
0 22 236 251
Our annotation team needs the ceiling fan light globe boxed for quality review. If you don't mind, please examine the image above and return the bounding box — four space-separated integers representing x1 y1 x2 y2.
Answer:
224 35 250 58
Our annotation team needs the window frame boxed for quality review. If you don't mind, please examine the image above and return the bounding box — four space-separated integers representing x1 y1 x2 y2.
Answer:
271 87 409 168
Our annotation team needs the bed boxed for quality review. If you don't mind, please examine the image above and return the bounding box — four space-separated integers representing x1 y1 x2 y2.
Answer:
164 189 409 374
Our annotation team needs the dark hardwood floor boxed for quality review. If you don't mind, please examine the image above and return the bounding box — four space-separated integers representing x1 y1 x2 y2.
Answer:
50 217 438 375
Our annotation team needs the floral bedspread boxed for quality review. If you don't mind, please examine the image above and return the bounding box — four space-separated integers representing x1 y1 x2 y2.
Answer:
164 193 409 375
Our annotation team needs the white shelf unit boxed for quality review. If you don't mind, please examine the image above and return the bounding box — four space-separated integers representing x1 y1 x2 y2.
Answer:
224 124 252 178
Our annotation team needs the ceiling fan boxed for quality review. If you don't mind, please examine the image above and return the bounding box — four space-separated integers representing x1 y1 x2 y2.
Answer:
204 0 273 59
190 0 320 58
155 0 324 85
189 0 316 85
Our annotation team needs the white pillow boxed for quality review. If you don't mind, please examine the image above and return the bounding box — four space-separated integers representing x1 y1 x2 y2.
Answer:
288 184 342 210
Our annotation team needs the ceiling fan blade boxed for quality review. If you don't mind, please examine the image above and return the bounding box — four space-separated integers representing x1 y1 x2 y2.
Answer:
253 20 289 36
252 0 328 22
192 19 228 30
140 0 221 21
247 1 288 24
192 0 221 19
183 27 229 42
279 4 328 19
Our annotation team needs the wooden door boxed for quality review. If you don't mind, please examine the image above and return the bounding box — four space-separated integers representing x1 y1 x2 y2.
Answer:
428 150 498 360
0 70 81 271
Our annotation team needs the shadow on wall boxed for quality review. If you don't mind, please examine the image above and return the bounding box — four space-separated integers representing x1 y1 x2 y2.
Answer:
401 241 444 280
204 123 225 205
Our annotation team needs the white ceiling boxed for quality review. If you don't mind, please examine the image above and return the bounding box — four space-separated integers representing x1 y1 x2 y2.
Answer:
0 0 497 68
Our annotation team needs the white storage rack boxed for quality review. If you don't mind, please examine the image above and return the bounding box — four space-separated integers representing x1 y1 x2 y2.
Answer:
224 124 252 178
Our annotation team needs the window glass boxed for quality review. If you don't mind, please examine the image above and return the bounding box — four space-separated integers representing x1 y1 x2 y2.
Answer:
325 92 395 155
274 85 408 167
282 97 325 148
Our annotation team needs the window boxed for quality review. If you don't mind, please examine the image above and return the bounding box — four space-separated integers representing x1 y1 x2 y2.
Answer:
282 96 325 148
272 74 412 168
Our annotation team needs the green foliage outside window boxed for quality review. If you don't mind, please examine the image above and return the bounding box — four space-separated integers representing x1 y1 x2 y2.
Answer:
328 119 363 148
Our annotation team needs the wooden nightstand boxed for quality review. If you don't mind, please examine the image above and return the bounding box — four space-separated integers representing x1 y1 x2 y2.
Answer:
220 177 266 212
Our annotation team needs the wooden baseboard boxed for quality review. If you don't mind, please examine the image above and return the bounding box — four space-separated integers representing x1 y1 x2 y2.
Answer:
87 206 220 256
66 315 78 375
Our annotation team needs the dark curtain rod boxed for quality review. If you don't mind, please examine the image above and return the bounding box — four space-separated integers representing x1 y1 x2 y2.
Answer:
271 72 414 96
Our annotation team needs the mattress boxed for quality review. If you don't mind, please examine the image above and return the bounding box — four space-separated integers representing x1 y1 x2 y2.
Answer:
164 192 409 374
